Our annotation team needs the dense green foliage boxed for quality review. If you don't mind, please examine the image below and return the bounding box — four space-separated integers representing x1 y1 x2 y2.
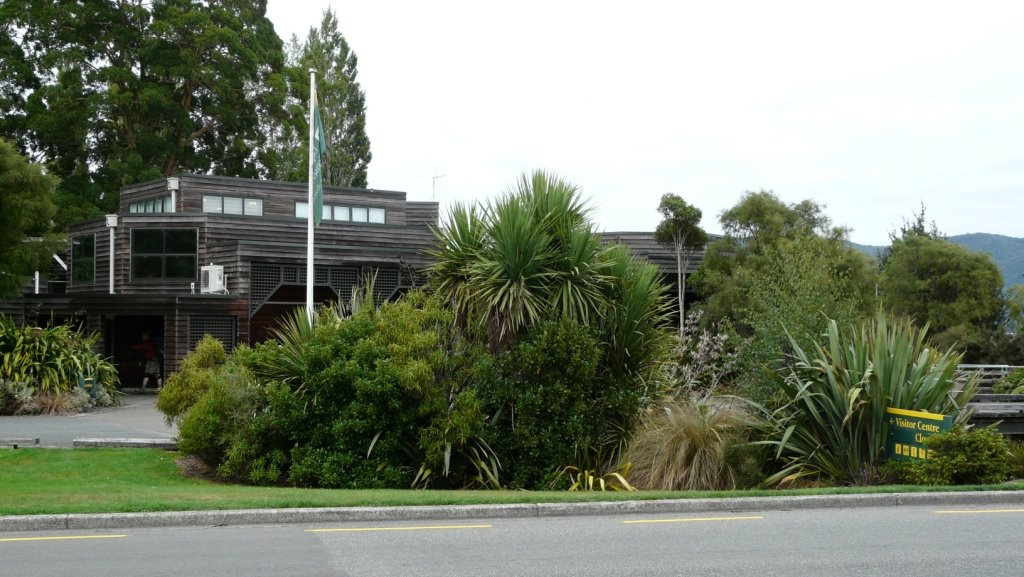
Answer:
0 139 60 297
693 190 875 401
156 334 228 425
881 233 1004 338
169 295 656 491
696 190 872 323
427 170 672 377
171 292 502 488
478 319 646 488
739 235 875 402
0 3 371 226
993 368 1024 395
1007 284 1024 331
761 313 977 486
0 0 289 223
883 427 1012 485
0 315 119 413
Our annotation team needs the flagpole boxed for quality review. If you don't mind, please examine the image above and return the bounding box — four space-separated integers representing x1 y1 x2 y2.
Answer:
306 68 317 325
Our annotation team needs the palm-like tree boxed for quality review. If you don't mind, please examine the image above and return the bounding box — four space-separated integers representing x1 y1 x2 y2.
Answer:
428 170 672 376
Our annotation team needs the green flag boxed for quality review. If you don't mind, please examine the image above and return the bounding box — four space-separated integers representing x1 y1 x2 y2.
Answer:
312 103 326 227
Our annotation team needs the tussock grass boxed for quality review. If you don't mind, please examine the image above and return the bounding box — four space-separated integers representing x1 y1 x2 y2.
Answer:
622 399 750 491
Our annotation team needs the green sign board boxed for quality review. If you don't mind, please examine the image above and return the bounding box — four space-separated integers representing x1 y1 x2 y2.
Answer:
886 407 953 462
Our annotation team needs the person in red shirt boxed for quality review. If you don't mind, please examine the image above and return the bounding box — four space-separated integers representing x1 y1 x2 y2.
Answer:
131 332 162 390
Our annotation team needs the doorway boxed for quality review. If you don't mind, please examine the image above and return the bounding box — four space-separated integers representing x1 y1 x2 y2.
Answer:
109 315 164 389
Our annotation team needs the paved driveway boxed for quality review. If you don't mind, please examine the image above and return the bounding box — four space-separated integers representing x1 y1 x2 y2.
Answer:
0 392 176 448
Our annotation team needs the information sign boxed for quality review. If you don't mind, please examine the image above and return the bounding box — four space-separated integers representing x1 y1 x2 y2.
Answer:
885 407 953 462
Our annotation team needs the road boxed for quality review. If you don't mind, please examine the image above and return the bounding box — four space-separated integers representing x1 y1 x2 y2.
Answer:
2 504 1023 577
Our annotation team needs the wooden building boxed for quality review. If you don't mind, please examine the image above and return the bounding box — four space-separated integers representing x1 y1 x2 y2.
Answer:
18 174 438 387
7 173 710 388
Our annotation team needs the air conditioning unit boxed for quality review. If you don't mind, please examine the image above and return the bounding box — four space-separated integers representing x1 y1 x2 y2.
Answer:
200 264 225 294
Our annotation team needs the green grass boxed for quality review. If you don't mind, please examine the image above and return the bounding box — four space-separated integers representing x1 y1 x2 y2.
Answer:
2 448 1022 516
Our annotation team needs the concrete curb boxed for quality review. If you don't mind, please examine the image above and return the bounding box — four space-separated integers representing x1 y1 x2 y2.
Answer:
72 438 178 450
3 490 1024 532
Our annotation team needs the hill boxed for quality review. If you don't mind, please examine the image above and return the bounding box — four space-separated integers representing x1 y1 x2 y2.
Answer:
851 233 1024 288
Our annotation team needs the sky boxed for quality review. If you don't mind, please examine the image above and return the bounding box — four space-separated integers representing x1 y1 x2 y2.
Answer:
266 0 1024 246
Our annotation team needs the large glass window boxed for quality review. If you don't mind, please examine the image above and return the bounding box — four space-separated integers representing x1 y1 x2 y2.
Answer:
71 234 95 283
295 202 309 219
351 207 368 222
368 208 386 224
131 229 197 280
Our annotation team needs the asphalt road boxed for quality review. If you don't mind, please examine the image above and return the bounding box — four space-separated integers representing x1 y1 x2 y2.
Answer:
3 504 1023 577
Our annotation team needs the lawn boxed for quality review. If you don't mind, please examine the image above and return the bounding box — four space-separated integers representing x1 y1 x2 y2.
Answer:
2 448 1022 516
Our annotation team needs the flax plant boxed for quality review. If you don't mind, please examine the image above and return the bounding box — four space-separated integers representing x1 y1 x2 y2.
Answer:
762 312 977 486
0 315 118 399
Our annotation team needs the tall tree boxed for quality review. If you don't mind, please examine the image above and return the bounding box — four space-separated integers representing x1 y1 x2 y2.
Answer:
0 0 287 228
692 190 876 401
880 233 1004 337
269 9 371 187
694 190 857 326
0 139 59 298
654 193 707 336
740 233 873 402
427 170 672 377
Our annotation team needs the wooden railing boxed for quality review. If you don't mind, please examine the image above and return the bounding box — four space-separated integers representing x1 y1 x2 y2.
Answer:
956 364 1024 390
957 365 1024 437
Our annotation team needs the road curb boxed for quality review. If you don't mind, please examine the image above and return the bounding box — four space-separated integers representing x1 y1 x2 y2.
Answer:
3 490 1024 532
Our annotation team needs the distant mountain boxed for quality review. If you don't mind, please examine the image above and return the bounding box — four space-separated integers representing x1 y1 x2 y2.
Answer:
850 233 1024 287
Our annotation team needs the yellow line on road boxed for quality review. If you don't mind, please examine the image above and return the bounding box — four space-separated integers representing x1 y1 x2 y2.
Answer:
624 515 764 525
306 524 492 533
0 534 129 543
934 509 1024 515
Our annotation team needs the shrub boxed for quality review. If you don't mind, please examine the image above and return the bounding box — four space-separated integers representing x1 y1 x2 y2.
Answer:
620 397 753 491
761 313 977 486
176 362 256 471
1007 440 1024 481
478 318 644 489
661 310 740 398
156 335 228 426
882 427 1012 485
993 368 1024 394
0 315 119 401
23 389 91 415
177 290 493 489
0 380 33 414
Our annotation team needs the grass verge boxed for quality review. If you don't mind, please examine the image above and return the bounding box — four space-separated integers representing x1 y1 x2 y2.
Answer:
2 448 1022 516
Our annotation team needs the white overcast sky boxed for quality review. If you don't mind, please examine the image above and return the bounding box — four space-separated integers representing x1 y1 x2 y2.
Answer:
266 0 1024 245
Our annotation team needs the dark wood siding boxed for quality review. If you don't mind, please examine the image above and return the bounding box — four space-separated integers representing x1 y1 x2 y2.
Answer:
406 202 440 227
604 231 719 276
173 173 410 224
118 179 171 214
25 174 444 374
